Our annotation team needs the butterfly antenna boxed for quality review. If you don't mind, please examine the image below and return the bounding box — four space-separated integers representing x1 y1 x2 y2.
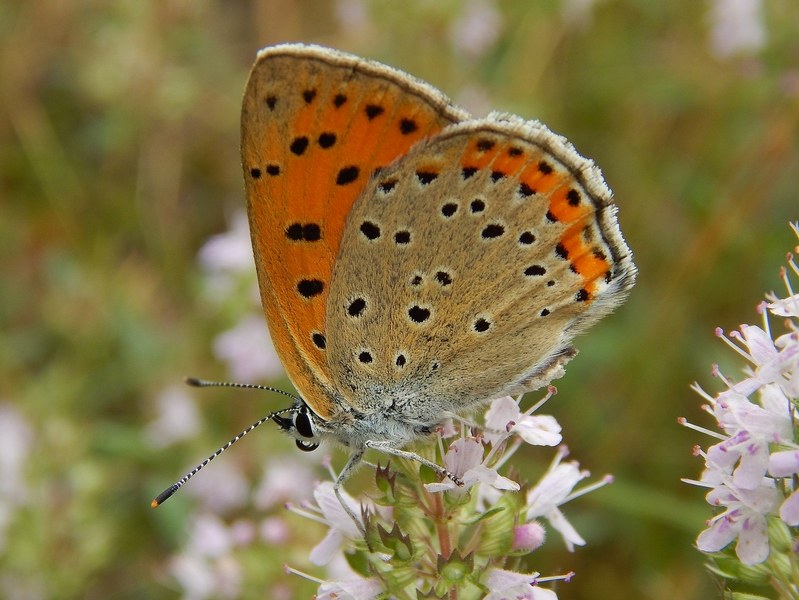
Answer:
151 407 294 507
150 378 299 508
184 376 301 402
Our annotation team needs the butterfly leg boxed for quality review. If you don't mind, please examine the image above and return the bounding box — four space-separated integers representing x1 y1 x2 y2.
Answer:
334 447 368 538
364 440 464 486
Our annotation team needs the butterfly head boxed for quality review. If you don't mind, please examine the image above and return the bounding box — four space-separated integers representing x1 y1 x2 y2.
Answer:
272 401 322 452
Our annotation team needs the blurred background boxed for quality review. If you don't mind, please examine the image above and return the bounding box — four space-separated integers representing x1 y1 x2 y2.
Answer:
2 1 798 598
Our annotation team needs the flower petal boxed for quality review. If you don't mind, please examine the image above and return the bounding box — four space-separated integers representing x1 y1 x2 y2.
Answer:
768 293 799 318
546 507 586 552
733 442 769 489
424 480 458 493
780 489 799 526
444 438 484 477
735 513 769 565
317 577 383 600
485 567 537 587
697 515 738 553
768 450 799 477
484 396 521 444
310 529 344 566
740 325 777 366
513 415 562 447
526 462 585 517
314 481 361 537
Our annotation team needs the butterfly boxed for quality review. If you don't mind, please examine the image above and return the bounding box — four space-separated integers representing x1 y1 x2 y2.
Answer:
152 43 636 510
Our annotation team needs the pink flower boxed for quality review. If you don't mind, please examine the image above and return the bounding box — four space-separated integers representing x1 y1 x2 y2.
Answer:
186 512 235 557
197 211 259 304
186 459 250 514
708 0 766 59
768 294 799 318
146 385 201 448
424 437 519 494
696 477 780 565
284 564 382 600
702 381 793 490
169 512 244 600
719 321 799 397
484 396 562 447
212 313 283 382
711 384 792 441
525 456 588 551
169 552 242 600
769 450 799 525
259 517 290 544
197 211 254 275
512 522 546 552
706 430 770 490
0 403 33 552
448 0 503 59
484 569 558 600
253 456 317 510
304 482 363 566
316 577 383 600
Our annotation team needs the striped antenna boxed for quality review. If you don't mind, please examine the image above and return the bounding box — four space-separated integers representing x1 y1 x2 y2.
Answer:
150 377 299 508
184 376 300 402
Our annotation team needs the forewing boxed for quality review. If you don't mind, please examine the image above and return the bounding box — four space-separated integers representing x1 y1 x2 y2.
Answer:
241 44 467 418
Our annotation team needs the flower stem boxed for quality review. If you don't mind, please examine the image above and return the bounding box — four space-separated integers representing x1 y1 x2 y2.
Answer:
433 492 452 558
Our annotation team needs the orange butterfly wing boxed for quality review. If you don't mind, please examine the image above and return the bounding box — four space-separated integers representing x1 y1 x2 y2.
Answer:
241 45 467 419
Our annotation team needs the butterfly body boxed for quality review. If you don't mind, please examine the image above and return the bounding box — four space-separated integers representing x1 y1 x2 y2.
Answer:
241 44 636 464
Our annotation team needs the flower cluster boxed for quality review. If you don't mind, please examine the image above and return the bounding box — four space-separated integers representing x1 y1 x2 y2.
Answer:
684 222 799 594
286 390 612 599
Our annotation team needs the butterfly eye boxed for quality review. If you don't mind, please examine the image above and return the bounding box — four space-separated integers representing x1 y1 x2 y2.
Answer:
295 439 319 452
295 408 315 438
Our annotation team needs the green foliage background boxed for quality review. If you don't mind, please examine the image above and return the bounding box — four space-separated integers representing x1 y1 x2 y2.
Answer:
2 1 798 598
